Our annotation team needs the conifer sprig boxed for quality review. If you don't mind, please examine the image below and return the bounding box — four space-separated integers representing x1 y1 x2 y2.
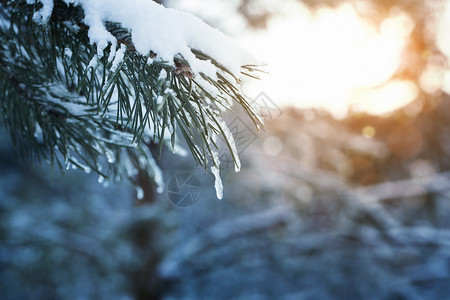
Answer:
0 0 262 190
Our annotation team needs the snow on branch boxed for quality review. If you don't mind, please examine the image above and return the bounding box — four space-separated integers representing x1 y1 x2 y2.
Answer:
7 0 263 199
35 0 256 79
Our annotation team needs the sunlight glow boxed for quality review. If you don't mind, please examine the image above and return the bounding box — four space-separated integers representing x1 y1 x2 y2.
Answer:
241 2 415 118
351 80 419 115
438 1 450 94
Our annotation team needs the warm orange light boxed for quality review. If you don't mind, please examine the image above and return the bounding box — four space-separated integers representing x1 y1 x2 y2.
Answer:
362 126 376 138
241 2 417 118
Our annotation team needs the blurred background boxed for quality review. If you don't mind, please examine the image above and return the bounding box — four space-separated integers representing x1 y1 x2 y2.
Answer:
2 0 450 299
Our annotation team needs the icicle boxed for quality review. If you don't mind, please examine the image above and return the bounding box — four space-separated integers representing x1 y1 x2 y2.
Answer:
105 149 116 163
212 112 241 172
211 150 223 199
136 186 144 200
211 165 223 200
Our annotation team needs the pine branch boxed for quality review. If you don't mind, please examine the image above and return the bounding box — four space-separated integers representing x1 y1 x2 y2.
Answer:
0 0 263 194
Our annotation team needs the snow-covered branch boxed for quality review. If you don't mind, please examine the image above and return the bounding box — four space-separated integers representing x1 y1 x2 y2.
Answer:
2 0 263 198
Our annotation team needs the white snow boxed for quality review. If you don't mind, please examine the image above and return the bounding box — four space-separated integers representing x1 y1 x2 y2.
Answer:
44 84 90 116
158 69 168 81
110 44 125 73
28 0 257 78
29 0 53 24
64 47 73 59
62 20 80 33
156 95 164 105
87 56 98 69
27 0 257 199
